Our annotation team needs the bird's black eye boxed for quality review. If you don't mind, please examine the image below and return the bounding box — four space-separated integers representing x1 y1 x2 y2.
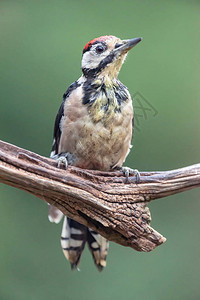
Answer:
95 45 104 54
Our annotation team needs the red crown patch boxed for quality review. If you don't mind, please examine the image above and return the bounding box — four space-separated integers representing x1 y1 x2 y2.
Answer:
83 35 115 53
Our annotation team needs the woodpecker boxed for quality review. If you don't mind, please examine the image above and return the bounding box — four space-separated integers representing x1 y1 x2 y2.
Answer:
48 35 142 271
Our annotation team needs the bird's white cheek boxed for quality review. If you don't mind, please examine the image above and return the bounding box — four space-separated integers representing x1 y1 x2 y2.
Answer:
81 52 107 70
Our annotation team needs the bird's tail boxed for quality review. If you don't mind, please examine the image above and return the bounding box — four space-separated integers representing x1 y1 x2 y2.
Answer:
48 204 63 224
61 216 109 271
87 228 109 271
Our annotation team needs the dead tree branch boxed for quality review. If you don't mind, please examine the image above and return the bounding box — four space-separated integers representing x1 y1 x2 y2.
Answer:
0 140 199 252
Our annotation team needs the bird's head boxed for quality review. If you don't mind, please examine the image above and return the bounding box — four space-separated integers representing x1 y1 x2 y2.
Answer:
81 35 142 79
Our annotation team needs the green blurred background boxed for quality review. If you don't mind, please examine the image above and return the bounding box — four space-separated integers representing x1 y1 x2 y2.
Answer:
0 1 200 299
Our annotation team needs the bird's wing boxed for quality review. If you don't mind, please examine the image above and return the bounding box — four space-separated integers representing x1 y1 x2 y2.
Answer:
49 80 81 223
50 100 64 157
50 80 81 157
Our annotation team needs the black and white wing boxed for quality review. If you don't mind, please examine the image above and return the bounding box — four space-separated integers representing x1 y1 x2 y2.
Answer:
48 81 80 223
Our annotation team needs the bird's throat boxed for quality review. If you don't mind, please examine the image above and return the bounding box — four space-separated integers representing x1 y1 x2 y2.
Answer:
87 77 121 125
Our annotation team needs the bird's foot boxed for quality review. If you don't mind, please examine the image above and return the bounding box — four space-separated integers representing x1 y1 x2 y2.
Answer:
51 153 69 169
121 166 140 184
57 156 68 169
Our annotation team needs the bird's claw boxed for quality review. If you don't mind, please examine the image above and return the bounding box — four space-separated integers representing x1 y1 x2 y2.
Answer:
121 167 140 184
57 156 68 169
51 154 69 169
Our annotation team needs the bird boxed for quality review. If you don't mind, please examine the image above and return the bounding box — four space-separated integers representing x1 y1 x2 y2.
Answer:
48 35 142 271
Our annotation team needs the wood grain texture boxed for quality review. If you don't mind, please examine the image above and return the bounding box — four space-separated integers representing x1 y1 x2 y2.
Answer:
0 140 199 252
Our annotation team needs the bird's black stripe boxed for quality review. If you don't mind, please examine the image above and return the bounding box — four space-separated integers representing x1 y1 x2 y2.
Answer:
63 81 81 100
82 79 101 105
51 80 81 155
82 77 128 110
113 80 128 106
61 237 69 240
63 246 84 251
70 234 87 240
82 52 115 77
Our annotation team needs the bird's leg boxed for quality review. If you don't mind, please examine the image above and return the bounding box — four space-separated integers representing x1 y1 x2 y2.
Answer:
120 166 140 184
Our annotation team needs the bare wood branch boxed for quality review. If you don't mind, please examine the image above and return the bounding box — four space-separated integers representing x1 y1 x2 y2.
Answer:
0 140 199 252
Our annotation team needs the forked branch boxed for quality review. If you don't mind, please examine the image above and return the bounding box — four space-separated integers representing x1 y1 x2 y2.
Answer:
0 140 199 252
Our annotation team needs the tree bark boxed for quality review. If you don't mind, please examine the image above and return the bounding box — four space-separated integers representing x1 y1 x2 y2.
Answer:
0 140 199 252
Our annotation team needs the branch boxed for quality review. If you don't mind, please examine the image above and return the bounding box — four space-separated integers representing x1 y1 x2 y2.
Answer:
0 140 199 252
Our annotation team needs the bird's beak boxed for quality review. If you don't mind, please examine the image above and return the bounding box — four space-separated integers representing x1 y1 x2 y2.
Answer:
114 37 142 55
